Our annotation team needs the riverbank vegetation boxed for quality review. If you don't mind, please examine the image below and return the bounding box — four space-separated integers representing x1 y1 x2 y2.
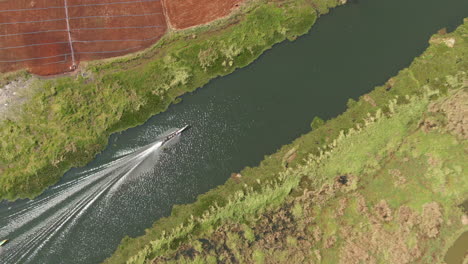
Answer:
0 0 344 200
104 20 467 263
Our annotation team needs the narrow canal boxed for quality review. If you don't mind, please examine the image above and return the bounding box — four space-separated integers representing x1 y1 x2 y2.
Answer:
0 0 467 263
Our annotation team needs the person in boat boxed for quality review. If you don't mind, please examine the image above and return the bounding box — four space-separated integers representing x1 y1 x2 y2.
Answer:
0 239 8 246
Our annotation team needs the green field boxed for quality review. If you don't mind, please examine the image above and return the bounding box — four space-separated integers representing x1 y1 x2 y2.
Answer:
0 0 343 200
130 89 467 264
105 20 467 263
1 0 466 262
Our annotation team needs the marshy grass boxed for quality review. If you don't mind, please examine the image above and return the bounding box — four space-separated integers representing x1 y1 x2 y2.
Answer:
104 20 467 263
0 0 335 200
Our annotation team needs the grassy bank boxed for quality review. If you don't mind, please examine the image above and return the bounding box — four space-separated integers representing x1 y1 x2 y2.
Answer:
104 20 467 263
140 88 467 264
0 0 344 200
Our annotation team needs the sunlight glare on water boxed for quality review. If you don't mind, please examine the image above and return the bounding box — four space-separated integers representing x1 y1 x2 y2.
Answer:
0 0 467 262
0 129 178 264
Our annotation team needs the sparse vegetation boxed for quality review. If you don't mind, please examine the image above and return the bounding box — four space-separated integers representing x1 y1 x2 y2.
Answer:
118 83 467 264
133 87 467 264
0 0 343 200
1 0 466 262
104 20 467 263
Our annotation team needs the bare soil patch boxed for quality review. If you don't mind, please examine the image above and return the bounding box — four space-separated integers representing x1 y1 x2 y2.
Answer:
0 0 167 75
428 89 468 139
0 0 246 76
163 0 244 29
0 77 35 119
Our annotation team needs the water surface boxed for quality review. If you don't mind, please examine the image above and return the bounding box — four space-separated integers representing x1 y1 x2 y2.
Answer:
445 231 468 264
1 0 467 263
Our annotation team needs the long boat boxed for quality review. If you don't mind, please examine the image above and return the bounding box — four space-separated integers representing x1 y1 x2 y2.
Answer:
162 125 191 144
0 239 8 246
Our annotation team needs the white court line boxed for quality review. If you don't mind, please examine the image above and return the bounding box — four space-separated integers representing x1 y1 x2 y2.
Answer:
76 46 141 54
70 13 163 20
0 47 143 63
0 54 71 63
42 55 68 65
0 35 162 50
0 29 67 37
0 18 65 25
0 25 162 37
0 41 69 50
64 0 76 67
73 35 161 43
71 25 163 31
0 13 162 26
0 35 161 50
0 0 159 13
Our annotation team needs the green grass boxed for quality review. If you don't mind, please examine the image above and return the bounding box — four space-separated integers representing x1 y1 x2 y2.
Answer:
0 0 343 201
146 88 466 264
1 1 466 263
103 19 468 264
120 85 467 263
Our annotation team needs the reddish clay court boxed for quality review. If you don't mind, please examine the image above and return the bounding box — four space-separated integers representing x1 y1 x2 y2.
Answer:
163 0 242 29
0 0 242 76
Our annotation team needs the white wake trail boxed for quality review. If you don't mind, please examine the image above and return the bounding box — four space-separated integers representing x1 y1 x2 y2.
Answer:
0 136 169 264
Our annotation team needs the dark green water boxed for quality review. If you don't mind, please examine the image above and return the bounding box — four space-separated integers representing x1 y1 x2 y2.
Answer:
0 0 467 263
445 231 468 264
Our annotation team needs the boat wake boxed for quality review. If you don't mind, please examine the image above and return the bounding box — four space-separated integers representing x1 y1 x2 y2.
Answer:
0 130 179 263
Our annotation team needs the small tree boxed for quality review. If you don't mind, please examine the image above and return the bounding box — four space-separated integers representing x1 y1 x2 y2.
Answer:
310 116 325 130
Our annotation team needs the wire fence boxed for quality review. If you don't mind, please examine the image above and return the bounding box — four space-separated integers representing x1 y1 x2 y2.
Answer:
0 35 162 50
0 13 163 26
0 0 166 67
0 0 160 13
42 54 68 66
0 46 142 63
